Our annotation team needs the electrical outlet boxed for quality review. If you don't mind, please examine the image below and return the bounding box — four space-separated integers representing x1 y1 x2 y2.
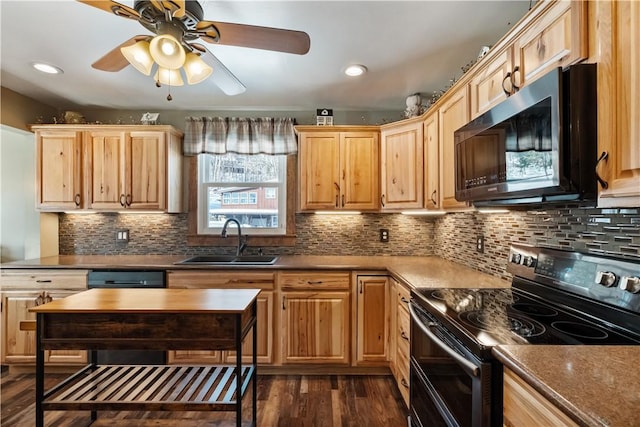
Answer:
380 229 389 243
476 235 484 253
116 229 129 243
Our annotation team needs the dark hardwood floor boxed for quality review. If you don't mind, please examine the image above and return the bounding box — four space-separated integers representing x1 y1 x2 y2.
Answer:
1 371 409 427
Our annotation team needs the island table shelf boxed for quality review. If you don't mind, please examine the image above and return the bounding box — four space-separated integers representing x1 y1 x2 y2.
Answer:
30 288 260 427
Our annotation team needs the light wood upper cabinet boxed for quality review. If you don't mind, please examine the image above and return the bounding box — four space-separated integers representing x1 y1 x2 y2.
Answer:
423 111 441 210
36 129 83 211
355 275 389 365
595 0 640 207
297 126 379 211
439 85 470 210
470 1 587 119
512 1 588 90
380 119 424 210
32 125 184 213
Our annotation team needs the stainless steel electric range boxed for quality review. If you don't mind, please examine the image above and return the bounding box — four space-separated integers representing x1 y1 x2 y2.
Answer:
409 244 640 427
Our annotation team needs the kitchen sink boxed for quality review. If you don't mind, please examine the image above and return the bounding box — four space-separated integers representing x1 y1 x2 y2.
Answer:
176 255 278 265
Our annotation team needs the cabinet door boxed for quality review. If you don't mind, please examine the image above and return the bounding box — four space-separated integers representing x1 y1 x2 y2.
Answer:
512 1 588 88
281 291 350 364
597 0 640 207
298 132 340 210
439 86 470 210
355 276 388 364
36 130 83 210
340 132 379 210
1 290 86 365
503 368 578 427
380 121 424 210
423 112 440 210
86 130 126 210
223 291 274 364
126 131 166 210
469 47 513 118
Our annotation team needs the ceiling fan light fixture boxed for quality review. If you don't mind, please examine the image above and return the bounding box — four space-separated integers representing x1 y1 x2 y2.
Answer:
155 67 185 86
120 40 154 76
149 34 186 69
183 52 213 85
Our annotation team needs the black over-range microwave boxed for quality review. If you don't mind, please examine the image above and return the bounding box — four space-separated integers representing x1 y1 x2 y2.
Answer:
454 64 597 206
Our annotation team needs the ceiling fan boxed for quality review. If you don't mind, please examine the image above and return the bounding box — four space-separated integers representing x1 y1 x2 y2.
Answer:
77 0 311 96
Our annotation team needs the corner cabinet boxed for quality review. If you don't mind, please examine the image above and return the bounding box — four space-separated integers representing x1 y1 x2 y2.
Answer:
33 125 184 213
296 126 380 211
0 269 88 366
595 0 640 207
380 119 424 210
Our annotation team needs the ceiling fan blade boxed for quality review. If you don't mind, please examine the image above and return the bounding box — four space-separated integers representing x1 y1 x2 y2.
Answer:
76 0 139 20
196 20 310 55
92 36 150 72
150 0 186 19
191 43 246 96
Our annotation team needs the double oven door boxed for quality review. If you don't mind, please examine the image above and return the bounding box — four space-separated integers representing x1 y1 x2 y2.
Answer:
408 301 495 427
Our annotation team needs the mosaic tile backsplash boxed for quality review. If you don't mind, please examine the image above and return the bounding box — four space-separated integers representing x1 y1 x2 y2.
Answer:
59 207 639 279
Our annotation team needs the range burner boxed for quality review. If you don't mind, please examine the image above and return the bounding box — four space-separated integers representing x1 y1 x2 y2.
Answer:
551 321 609 340
511 303 558 317
458 310 545 338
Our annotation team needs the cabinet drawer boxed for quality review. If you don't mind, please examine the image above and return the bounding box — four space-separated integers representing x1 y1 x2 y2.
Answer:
396 283 411 308
0 270 88 290
395 337 410 407
279 271 350 290
167 270 275 289
397 305 410 348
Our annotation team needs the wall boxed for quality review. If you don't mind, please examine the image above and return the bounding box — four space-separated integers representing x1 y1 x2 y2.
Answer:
0 87 57 132
434 207 640 280
58 207 640 280
59 213 436 256
0 125 40 262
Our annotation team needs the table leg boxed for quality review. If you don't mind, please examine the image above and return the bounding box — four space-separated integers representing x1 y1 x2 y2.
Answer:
90 350 98 422
35 314 44 427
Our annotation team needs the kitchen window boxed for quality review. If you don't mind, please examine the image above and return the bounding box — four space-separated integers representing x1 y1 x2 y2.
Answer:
197 153 287 235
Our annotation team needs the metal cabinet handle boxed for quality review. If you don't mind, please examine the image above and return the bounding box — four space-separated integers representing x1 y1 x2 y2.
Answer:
282 296 286 310
307 281 323 285
401 378 409 388
341 194 345 207
335 195 339 207
119 194 126 207
502 72 513 97
510 66 520 93
595 151 609 189
36 280 52 283
125 194 132 206
400 331 409 341
400 296 410 304
409 303 480 377
430 190 437 207
74 194 81 207
381 194 386 207
359 281 363 294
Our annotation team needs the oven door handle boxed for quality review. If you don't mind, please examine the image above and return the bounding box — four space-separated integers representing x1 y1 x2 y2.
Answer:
409 303 480 378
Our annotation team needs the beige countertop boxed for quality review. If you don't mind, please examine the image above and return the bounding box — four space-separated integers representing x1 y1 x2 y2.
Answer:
0 254 511 290
493 345 640 427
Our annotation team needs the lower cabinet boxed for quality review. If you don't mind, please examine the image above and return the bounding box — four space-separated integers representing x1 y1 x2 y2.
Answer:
503 367 578 427
166 270 275 365
355 275 389 365
0 269 88 366
279 271 351 364
390 277 411 407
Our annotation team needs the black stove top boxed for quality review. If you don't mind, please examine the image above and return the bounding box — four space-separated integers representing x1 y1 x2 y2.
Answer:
411 245 640 358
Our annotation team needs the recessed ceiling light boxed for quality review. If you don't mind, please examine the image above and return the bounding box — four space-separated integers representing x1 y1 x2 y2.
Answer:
32 62 64 74
344 64 367 77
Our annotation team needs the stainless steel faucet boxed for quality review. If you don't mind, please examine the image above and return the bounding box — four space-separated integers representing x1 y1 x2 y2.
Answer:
221 218 246 256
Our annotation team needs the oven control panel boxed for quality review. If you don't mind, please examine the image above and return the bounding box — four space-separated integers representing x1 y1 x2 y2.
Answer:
508 244 640 314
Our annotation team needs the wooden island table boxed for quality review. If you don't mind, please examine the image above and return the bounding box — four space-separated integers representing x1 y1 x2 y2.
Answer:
30 288 260 427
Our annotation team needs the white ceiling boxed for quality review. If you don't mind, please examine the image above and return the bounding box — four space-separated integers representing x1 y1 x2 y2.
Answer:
0 1 533 112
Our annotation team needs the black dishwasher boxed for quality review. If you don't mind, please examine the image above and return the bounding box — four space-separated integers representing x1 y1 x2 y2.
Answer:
87 270 166 365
